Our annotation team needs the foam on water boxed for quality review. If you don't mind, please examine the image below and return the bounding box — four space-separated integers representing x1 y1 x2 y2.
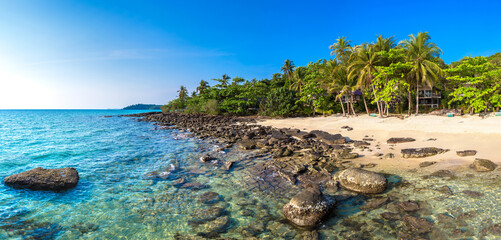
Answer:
0 110 499 239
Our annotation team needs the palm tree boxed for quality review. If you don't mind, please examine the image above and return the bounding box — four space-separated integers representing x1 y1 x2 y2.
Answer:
374 35 396 52
400 32 444 114
329 37 353 64
322 61 358 116
281 59 295 86
290 67 306 92
213 74 231 88
196 80 209 95
177 85 188 100
348 44 384 116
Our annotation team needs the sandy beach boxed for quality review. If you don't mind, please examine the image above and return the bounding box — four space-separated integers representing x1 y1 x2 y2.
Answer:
258 114 501 175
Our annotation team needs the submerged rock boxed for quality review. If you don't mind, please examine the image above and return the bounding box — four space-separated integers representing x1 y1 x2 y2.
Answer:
200 154 212 162
336 168 387 194
381 212 401 221
462 190 484 198
419 161 437 168
456 150 477 157
360 197 389 211
401 147 448 158
387 137 415 144
283 187 334 228
397 200 420 212
402 215 434 234
4 167 79 191
429 170 455 178
471 158 497 172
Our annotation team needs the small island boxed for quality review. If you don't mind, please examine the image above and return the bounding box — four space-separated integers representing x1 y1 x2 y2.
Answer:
122 104 162 110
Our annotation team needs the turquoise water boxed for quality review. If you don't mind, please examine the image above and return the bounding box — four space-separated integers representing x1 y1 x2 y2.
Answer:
0 110 499 239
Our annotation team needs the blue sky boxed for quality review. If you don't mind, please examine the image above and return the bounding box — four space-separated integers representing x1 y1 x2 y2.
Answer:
0 0 500 109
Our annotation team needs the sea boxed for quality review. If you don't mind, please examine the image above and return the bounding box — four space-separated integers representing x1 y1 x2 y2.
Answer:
0 110 499 239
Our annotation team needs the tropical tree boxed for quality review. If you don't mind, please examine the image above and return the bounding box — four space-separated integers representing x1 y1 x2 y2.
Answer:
329 36 352 64
400 32 444 114
177 85 188 100
348 44 384 116
196 80 210 95
281 59 295 86
213 74 231 88
289 67 307 92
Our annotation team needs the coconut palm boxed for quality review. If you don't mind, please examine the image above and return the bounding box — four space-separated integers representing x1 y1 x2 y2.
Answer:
400 32 444 114
322 61 358 116
374 35 396 52
196 80 209 95
289 67 307 92
177 85 188 100
329 37 353 64
213 74 231 88
348 44 384 116
281 59 295 86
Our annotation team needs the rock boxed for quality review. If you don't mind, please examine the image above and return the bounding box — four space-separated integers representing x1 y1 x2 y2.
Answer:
401 147 448 158
462 190 484 198
331 146 358 159
179 182 207 190
189 207 225 225
471 158 497 172
223 161 234 170
402 215 434 234
200 154 212 162
198 192 221 204
397 200 419 212
436 186 453 195
336 168 387 194
363 138 374 141
239 140 256 150
419 161 437 168
282 187 334 228
383 153 394 159
456 150 477 157
381 212 401 221
429 170 455 178
354 141 370 148
3 167 79 191
360 197 389 211
310 130 346 144
271 130 290 141
387 137 416 144
197 216 230 236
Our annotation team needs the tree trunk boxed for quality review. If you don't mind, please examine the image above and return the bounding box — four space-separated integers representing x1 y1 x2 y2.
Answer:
339 97 346 117
371 85 382 117
350 95 357 116
362 93 369 115
408 91 412 116
415 84 419 115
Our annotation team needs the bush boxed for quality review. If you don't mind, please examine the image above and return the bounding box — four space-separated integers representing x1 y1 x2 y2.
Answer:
259 87 300 117
202 99 219 115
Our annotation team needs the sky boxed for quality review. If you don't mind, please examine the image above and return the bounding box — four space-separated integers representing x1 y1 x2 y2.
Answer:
0 0 500 109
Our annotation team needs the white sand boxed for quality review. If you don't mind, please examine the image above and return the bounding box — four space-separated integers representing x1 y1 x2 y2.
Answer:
257 114 501 173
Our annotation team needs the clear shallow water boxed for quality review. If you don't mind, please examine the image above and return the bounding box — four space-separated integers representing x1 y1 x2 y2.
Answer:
0 110 499 239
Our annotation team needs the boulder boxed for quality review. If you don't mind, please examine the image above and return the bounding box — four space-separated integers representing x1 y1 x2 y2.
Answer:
238 140 256 150
387 137 415 144
456 150 477 157
401 147 448 158
336 168 387 194
200 154 212 162
223 161 234 171
402 215 434 234
310 130 346 144
471 158 497 172
4 167 79 191
283 187 334 228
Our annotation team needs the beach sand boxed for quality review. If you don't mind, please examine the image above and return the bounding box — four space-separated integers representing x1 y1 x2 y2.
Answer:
257 114 501 175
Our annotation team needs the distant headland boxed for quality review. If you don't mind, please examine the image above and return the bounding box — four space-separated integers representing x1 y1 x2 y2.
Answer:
122 104 162 110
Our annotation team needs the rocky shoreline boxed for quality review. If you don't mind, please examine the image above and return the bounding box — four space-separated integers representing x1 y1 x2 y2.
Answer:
120 112 500 239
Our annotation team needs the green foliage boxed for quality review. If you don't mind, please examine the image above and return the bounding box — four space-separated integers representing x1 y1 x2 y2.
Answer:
123 104 162 110
260 87 300 117
447 56 501 113
202 99 219 115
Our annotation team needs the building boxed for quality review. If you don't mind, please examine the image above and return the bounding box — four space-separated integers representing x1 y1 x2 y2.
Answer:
418 86 441 108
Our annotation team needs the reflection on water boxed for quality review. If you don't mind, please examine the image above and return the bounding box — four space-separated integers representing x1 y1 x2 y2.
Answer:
0 110 499 239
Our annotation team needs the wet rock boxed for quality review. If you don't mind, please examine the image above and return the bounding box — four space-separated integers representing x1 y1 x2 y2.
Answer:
381 212 401 221
429 170 455 178
239 140 256 150
198 192 221 204
179 182 207 190
401 147 448 158
402 215 434 234
456 150 477 157
271 130 290 141
331 146 358 159
484 223 501 236
397 200 420 212
298 230 319 240
354 141 370 148
223 161 234 170
471 158 497 172
200 154 212 162
419 161 437 168
172 177 186 187
310 130 346 144
196 216 230 237
387 137 415 144
189 207 225 225
4 167 79 191
436 185 453 195
336 168 387 194
462 190 484 198
282 187 334 228
360 197 389 211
